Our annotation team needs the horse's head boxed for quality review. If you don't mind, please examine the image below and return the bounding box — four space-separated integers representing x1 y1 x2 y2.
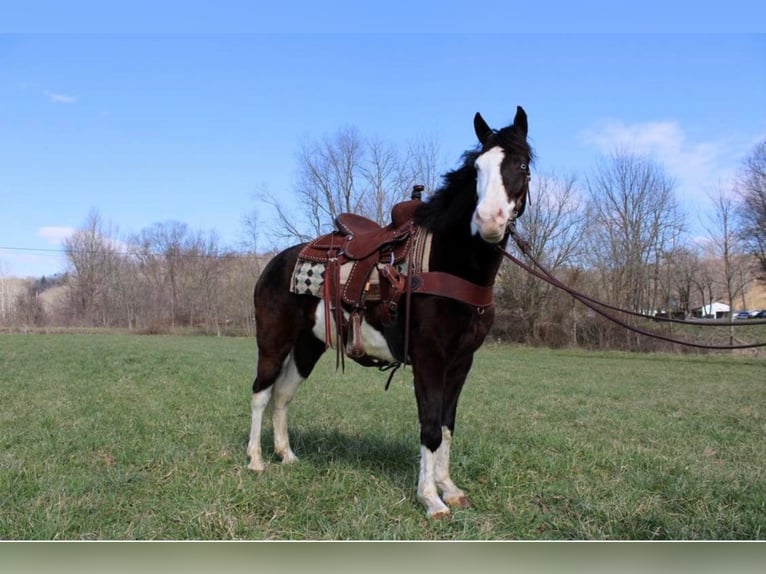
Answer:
471 107 532 244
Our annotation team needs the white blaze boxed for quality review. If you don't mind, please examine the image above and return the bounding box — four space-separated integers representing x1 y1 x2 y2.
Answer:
472 146 514 242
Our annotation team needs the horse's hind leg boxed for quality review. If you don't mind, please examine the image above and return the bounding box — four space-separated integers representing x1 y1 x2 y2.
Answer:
247 386 272 471
271 351 303 463
248 327 325 470
272 331 326 463
247 352 282 471
247 350 304 470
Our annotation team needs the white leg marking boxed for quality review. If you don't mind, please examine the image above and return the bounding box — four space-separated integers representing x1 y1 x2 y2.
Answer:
417 445 450 518
272 353 303 464
247 386 272 471
435 427 470 508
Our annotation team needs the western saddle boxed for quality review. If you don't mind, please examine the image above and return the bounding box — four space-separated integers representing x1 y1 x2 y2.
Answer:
296 185 494 367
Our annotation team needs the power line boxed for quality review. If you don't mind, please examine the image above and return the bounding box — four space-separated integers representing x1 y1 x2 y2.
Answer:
0 246 65 254
0 245 264 260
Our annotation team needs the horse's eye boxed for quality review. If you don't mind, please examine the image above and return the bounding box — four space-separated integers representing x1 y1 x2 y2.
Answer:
520 163 527 171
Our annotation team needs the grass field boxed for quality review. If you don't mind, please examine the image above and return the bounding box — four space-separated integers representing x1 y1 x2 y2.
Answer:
1 333 764 540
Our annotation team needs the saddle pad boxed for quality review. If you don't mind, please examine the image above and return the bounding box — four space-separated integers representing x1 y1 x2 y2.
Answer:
290 227 432 300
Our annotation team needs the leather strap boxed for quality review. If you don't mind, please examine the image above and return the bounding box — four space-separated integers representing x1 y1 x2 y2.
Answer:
410 271 494 308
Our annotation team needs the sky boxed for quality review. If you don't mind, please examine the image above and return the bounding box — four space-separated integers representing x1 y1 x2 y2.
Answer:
1 5 765 278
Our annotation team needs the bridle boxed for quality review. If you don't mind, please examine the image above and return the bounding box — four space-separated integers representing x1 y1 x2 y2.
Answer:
505 162 531 235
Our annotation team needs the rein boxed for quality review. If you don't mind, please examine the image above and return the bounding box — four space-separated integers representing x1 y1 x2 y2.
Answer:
500 226 766 350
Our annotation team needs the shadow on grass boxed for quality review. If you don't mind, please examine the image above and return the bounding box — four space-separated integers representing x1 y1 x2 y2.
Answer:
243 427 418 483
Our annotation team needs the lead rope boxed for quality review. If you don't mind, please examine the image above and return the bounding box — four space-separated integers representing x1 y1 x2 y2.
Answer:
502 227 766 350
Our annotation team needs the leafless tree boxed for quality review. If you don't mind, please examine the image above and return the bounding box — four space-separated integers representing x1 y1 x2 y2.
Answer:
496 173 586 344
288 126 365 239
405 131 444 199
735 139 766 277
359 136 409 225
584 149 685 314
657 245 702 318
131 221 193 327
63 210 122 326
264 127 443 243
240 205 260 255
706 187 751 315
0 262 14 322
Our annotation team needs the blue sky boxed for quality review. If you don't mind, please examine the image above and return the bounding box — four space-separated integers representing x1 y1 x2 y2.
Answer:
1 17 765 278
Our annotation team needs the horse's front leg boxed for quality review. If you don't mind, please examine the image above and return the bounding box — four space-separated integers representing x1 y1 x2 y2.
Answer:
435 426 470 508
418 442 451 518
416 427 469 515
414 362 452 518
435 354 473 508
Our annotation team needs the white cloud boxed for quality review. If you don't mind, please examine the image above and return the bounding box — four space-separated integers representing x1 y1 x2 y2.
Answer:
45 90 77 104
37 226 76 245
581 120 742 221
37 226 131 254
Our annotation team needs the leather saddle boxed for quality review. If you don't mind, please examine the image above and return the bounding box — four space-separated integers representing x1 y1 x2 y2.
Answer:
298 198 421 307
297 197 422 361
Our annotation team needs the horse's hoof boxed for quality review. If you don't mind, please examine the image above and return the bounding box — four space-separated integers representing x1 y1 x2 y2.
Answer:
429 508 451 520
247 460 266 472
445 494 471 509
279 452 298 464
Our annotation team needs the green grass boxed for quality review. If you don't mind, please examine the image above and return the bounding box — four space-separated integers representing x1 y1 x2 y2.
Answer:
1 333 764 540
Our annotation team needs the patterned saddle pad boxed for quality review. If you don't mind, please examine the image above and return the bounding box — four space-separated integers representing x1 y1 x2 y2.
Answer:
290 226 432 301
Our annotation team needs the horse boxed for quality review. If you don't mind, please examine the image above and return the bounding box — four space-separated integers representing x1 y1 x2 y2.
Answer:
247 107 533 518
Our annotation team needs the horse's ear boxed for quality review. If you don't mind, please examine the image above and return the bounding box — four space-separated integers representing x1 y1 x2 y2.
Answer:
474 112 493 145
513 106 528 137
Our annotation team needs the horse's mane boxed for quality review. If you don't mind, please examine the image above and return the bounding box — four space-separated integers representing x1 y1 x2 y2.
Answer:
413 149 481 233
414 124 533 233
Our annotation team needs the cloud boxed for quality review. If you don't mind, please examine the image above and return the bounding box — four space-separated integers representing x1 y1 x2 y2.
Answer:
45 90 77 104
37 226 76 245
581 120 741 218
36 226 131 255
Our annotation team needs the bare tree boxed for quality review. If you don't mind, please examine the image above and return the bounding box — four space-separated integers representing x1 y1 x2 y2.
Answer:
0 261 14 322
182 228 224 333
265 127 442 243
496 173 586 344
706 187 751 314
658 245 702 318
240 205 259 255
359 136 409 225
584 149 685 314
405 130 444 199
292 126 365 238
736 140 766 277
63 210 122 326
691 241 720 318
131 221 192 327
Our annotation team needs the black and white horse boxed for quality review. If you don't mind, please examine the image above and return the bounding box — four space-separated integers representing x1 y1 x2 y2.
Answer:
247 107 533 517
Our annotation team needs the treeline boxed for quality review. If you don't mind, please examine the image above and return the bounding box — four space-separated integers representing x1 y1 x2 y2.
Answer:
1 130 765 352
2 214 265 336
